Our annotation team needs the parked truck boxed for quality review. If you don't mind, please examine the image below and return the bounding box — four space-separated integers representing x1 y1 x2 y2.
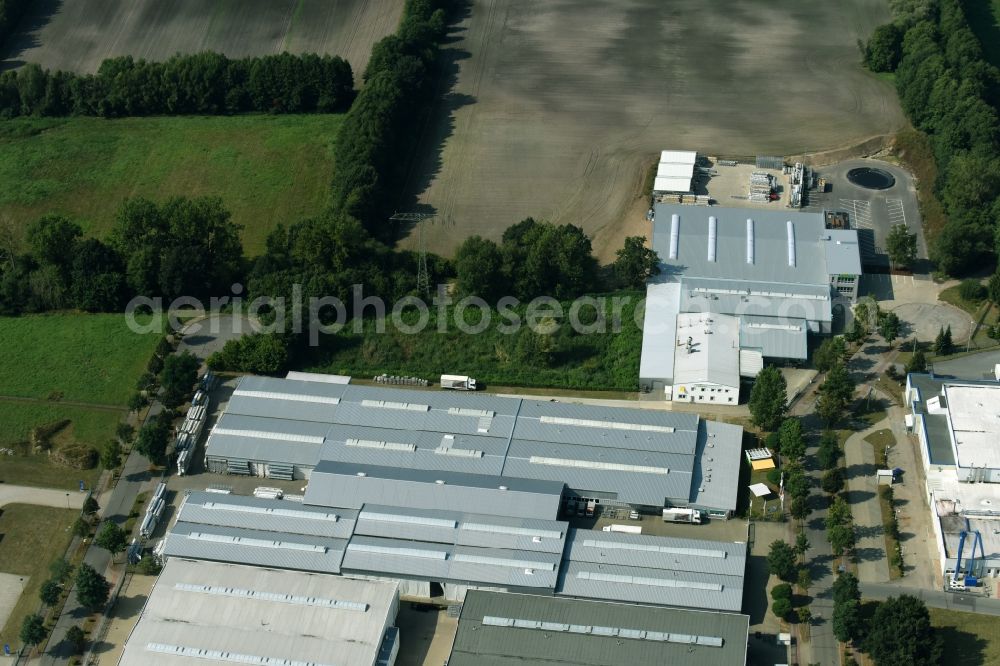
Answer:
603 524 642 534
662 508 702 524
440 374 477 391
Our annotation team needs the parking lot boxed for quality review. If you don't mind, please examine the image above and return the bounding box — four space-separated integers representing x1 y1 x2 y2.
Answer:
804 159 926 274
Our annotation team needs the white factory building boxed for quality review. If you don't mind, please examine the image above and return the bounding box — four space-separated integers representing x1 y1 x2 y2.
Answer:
640 205 861 400
905 373 1000 582
119 559 400 666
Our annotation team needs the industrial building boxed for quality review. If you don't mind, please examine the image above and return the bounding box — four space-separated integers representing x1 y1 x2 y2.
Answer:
905 374 1000 483
640 205 862 400
557 528 746 612
448 591 750 666
118 558 400 666
904 373 1000 584
204 376 744 518
158 491 746 609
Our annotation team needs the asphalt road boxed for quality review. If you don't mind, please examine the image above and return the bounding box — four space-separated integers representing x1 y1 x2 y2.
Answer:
40 444 152 664
861 582 1000 615
930 348 1000 381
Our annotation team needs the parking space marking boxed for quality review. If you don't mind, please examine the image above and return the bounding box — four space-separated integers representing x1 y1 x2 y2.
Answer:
840 199 873 230
886 199 906 227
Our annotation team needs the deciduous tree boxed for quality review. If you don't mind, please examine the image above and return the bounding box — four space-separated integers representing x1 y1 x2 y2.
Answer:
613 236 660 289
886 223 917 269
75 564 110 610
767 540 798 582
749 367 788 431
863 595 942 666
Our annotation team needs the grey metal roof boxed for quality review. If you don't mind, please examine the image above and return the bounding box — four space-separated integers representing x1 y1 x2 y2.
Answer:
163 522 348 574
739 315 809 360
341 535 560 590
450 591 750 666
653 204 832 286
558 529 746 612
824 230 863 275
680 276 832 323
304 461 564 520
204 432 325 468
237 375 350 401
205 378 745 513
119 559 397 666
688 420 743 514
224 393 340 423
559 527 746 611
502 440 694 505
178 491 357 539
355 504 568 555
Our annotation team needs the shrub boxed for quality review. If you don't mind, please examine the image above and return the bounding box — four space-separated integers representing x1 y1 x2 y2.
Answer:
959 279 986 302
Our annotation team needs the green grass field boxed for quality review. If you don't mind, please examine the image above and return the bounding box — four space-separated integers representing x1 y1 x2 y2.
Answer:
0 505 78 650
930 607 1000 666
0 313 161 405
0 115 340 255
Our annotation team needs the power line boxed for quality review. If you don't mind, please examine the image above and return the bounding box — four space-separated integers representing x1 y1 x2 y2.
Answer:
390 212 435 298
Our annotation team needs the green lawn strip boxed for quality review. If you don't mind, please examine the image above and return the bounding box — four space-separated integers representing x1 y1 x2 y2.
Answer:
864 428 903 578
0 313 160 404
0 115 339 255
0 505 79 650
929 607 1000 666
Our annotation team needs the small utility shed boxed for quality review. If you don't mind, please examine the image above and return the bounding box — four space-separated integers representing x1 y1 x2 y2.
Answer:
449 590 749 666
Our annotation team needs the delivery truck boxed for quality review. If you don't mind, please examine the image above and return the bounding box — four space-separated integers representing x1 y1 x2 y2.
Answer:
662 508 702 524
440 374 477 390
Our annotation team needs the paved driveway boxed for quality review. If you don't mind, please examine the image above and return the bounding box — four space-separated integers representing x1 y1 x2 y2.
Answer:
177 315 253 362
0 485 86 510
931 348 1000 381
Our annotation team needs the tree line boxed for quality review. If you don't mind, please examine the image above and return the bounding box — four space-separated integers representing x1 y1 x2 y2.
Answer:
328 0 454 240
0 51 355 118
0 196 244 314
865 0 1000 274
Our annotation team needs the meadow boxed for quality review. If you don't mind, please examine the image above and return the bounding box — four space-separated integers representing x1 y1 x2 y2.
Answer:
0 115 340 255
0 313 160 405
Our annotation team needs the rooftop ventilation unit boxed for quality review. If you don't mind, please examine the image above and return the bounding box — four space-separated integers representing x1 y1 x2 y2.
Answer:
668 214 680 259
746 219 754 264
707 216 717 262
787 220 796 266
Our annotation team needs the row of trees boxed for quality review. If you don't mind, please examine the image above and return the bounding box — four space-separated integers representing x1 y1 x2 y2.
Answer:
868 0 1000 274
0 52 354 118
329 0 455 239
0 196 244 314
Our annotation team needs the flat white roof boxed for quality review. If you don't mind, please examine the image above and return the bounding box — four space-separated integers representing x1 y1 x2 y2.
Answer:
660 150 697 165
285 371 352 384
654 176 693 193
672 313 740 389
639 283 681 383
944 385 1000 469
120 559 398 666
657 162 694 179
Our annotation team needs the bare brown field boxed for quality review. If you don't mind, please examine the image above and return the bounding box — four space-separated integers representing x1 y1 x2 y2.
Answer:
2 0 404 76
406 0 906 258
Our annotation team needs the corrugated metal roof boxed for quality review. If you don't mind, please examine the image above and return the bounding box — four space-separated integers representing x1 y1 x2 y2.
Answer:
224 393 340 422
237 375 349 401
639 282 681 382
304 461 564 520
163 522 347 574
341 536 560 590
178 491 357 539
449 591 749 666
205 378 744 513
654 204 831 287
562 529 746 577
119 559 396 666
739 315 809 360
355 504 568 555
688 420 743 514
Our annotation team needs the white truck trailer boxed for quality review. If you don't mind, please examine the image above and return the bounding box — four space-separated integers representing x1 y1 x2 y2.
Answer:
440 374 477 390
602 524 642 534
662 508 702 524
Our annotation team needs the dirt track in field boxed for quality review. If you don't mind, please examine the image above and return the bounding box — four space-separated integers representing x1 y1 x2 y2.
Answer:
404 0 906 259
2 0 404 77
